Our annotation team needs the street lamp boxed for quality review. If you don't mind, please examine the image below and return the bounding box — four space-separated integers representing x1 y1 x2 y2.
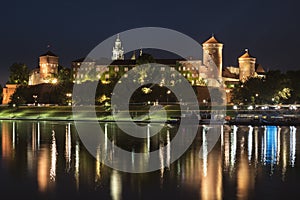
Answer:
66 93 72 106
33 95 38 106
166 90 171 104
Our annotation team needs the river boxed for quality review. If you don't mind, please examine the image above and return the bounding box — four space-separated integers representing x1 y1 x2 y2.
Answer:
0 120 299 199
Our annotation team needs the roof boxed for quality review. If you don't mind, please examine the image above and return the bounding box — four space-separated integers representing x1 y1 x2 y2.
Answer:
203 36 220 44
40 51 58 57
222 68 239 79
255 64 265 74
239 50 255 59
71 57 185 66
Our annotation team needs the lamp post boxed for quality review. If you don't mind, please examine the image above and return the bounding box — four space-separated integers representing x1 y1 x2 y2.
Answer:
33 95 38 106
66 93 72 106
166 90 171 104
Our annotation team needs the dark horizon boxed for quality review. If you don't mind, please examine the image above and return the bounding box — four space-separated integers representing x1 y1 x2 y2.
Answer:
1 0 299 86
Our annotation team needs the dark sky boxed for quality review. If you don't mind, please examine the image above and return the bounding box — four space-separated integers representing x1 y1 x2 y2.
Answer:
0 0 299 86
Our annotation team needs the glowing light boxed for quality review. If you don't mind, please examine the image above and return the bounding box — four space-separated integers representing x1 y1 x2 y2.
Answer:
65 123 71 172
50 130 57 181
51 78 58 84
290 126 296 167
166 130 170 168
230 126 237 169
142 87 152 94
110 171 122 200
248 126 253 162
75 142 80 190
147 124 150 152
159 142 164 178
202 128 208 177
247 105 253 110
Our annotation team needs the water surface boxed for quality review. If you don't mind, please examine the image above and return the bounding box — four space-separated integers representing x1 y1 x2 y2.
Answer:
0 120 299 199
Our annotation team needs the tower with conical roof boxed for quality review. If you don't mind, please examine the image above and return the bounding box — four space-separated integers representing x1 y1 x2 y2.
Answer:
112 34 124 60
238 49 256 83
202 35 223 78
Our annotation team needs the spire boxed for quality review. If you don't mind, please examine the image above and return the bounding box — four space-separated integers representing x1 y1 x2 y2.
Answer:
139 48 143 56
131 51 136 60
112 33 124 60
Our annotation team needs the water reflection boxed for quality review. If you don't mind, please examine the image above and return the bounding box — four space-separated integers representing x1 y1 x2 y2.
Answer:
65 123 71 172
0 121 299 199
50 130 57 181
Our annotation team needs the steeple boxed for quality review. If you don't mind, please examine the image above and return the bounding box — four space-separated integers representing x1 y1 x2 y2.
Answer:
139 48 143 56
112 34 124 60
131 51 136 60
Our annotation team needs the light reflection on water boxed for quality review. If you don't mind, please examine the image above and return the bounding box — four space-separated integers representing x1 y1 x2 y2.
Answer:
0 121 299 199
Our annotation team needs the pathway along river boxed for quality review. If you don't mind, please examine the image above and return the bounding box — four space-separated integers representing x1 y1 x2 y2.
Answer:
0 120 299 199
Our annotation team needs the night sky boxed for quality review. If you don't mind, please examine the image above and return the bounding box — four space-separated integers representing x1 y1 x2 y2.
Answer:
0 0 299 86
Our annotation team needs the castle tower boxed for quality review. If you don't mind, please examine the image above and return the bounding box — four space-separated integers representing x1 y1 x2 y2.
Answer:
238 49 256 83
112 34 124 60
202 35 223 78
39 51 59 79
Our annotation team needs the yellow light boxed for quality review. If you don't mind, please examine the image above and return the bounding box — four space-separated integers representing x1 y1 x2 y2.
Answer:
52 78 58 84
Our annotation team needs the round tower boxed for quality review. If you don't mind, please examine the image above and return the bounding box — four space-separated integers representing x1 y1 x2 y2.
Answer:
202 35 223 78
238 49 256 83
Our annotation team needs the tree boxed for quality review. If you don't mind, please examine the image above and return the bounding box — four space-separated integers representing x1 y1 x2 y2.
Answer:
58 66 72 84
0 84 3 104
136 53 155 65
8 63 29 84
231 70 296 105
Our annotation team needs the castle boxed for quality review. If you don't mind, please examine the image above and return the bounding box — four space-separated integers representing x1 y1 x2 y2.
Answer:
72 35 265 87
2 34 265 104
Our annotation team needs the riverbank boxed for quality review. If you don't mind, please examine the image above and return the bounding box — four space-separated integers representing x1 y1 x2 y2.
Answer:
0 105 182 123
1 105 299 126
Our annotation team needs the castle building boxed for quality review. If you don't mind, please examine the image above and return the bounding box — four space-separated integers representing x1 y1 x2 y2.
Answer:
28 51 59 85
238 49 256 83
2 84 18 104
72 35 265 88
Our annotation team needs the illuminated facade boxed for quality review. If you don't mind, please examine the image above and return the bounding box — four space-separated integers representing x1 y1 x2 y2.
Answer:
202 36 223 78
71 35 265 87
28 51 59 85
112 34 124 60
238 49 257 83
2 84 18 104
